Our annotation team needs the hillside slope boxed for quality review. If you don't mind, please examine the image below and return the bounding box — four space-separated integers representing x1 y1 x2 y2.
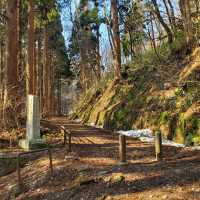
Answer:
71 48 200 145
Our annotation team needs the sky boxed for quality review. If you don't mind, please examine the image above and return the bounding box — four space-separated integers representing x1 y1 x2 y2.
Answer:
59 0 179 45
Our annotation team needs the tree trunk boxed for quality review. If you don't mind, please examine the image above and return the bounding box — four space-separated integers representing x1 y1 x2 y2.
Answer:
44 24 51 117
0 41 4 93
50 58 55 116
96 27 101 81
148 13 161 60
37 32 43 110
111 0 121 80
27 0 36 95
0 41 5 120
5 0 19 94
3 0 20 126
57 72 62 116
179 0 193 45
152 0 173 46
167 0 176 29
163 0 173 30
94 0 101 81
128 29 135 59
48 50 53 117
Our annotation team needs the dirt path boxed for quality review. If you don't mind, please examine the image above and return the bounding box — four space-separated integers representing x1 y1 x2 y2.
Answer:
0 117 200 200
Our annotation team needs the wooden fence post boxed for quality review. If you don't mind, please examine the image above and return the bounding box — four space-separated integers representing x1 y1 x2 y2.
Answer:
119 134 126 163
155 131 162 161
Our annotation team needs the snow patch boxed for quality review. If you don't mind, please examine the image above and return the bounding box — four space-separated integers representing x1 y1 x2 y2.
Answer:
118 129 152 138
117 129 186 148
88 122 199 149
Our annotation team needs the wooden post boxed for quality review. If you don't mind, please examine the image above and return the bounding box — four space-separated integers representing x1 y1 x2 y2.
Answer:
119 134 126 163
155 131 162 161
48 147 53 175
68 133 71 152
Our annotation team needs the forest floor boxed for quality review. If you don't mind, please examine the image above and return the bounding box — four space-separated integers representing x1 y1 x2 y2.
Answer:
0 117 200 200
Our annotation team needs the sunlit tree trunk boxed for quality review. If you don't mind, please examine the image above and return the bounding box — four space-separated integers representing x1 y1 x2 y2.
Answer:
94 0 101 81
111 0 121 80
179 0 193 45
96 24 101 81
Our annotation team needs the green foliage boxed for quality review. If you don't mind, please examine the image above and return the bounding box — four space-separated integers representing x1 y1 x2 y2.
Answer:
192 135 200 145
175 114 200 145
47 8 59 21
174 88 185 97
68 0 104 81
171 30 187 52
132 41 170 66
35 0 59 27
119 0 145 57
115 107 129 121
126 90 135 101
131 30 187 66
121 34 130 57
160 112 170 124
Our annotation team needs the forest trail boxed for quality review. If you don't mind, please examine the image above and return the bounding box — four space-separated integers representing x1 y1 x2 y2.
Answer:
0 117 200 200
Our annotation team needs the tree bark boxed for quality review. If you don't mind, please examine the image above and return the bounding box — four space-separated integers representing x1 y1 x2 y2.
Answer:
27 0 36 95
0 41 5 118
5 0 19 94
111 0 121 80
179 0 193 45
148 13 161 60
44 24 51 117
151 0 173 45
167 0 176 29
94 0 101 81
0 41 4 91
3 0 20 126
163 0 173 30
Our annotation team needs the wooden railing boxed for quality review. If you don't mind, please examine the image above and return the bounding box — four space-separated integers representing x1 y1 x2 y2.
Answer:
118 131 162 164
17 147 53 188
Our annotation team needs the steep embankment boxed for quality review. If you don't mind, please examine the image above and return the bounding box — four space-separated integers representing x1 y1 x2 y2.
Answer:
72 48 200 145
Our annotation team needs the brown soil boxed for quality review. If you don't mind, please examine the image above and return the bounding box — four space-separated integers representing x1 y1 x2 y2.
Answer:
0 117 200 200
